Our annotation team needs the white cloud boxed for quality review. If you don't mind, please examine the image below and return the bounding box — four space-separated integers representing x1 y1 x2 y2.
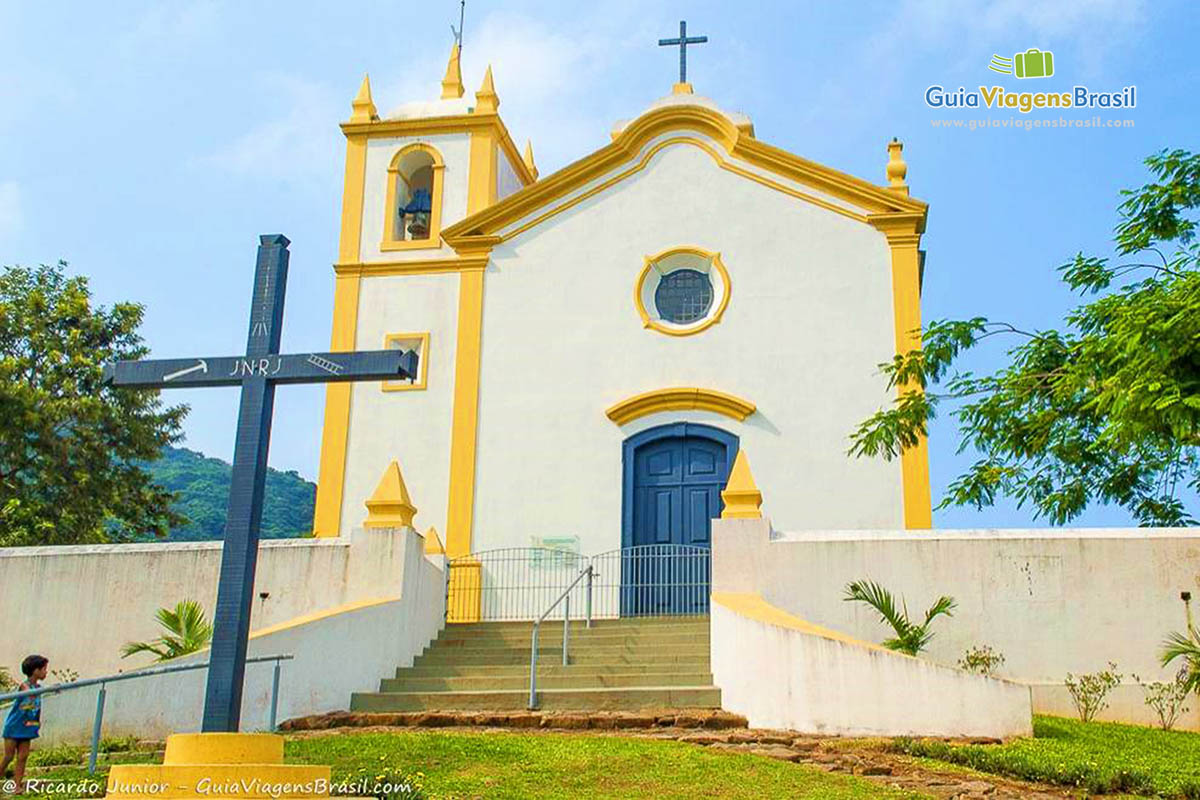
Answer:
197 73 341 182
0 181 22 242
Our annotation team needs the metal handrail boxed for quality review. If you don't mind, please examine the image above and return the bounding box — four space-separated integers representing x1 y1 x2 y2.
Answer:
0 654 293 775
528 565 593 710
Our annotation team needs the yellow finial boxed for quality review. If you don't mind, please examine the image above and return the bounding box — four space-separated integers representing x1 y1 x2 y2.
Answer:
364 460 417 529
350 73 377 123
423 526 445 556
672 82 694 95
475 65 499 114
720 450 763 519
522 139 538 180
886 137 908 194
441 43 465 99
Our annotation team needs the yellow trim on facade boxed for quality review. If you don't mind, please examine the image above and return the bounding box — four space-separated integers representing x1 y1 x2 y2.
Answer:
334 257 488 277
249 596 399 639
340 114 535 188
381 143 445 251
635 245 732 336
868 211 933 529
313 134 369 538
605 387 756 425
446 557 482 623
443 104 925 248
712 592 899 655
382 331 430 391
444 268 485 560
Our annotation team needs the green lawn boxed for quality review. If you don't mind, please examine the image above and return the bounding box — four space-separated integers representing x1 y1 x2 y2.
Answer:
285 730 922 799
892 715 1200 797
15 731 922 799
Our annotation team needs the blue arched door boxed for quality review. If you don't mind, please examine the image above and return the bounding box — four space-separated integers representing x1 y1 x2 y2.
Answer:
620 423 738 614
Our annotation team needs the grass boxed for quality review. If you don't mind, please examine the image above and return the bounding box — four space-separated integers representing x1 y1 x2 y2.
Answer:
891 715 1200 797
17 730 923 800
284 730 924 799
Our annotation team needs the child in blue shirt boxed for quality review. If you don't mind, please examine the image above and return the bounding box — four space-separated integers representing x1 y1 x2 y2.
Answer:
2 655 49 795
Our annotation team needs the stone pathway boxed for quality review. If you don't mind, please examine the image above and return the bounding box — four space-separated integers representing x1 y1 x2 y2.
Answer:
283 710 1078 799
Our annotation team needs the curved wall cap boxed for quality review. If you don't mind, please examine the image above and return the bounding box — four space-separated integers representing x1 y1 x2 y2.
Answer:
606 387 756 425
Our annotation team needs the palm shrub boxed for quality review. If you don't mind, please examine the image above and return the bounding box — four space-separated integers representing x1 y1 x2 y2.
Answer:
1162 592 1200 697
121 599 213 661
843 580 956 656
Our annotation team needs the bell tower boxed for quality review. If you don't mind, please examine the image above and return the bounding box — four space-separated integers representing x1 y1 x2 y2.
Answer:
313 45 537 543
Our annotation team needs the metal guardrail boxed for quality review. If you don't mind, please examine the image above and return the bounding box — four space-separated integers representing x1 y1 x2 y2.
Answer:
527 565 593 710
446 544 711 622
0 654 293 774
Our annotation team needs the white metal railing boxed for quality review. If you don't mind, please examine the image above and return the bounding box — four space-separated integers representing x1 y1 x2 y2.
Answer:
527 565 593 710
0 654 292 774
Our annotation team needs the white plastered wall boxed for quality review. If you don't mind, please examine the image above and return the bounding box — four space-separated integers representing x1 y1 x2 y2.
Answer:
358 134 471 262
339 272 460 536
469 136 905 556
496 145 523 200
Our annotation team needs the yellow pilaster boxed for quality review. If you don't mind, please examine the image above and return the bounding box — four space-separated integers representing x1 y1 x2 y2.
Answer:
868 202 933 530
105 733 329 799
312 126 368 537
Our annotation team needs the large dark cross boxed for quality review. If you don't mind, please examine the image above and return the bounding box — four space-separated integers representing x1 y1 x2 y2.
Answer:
658 20 708 84
103 234 418 732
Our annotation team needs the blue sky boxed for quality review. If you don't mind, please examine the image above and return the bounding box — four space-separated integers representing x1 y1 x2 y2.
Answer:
2 1 1196 528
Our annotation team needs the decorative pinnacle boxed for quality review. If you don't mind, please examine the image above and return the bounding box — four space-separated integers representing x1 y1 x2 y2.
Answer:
364 460 417 529
720 450 763 520
350 74 377 123
475 65 499 113
424 526 446 556
441 43 465 99
886 137 908 194
523 139 538 180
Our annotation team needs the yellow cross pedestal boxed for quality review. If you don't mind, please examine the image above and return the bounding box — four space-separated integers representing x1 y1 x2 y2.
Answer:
105 733 330 799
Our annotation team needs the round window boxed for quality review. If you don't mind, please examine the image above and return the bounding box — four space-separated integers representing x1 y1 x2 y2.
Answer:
654 269 714 324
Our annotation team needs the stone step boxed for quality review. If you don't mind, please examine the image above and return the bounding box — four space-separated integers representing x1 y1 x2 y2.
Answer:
395 662 714 679
433 629 711 647
446 616 709 633
381 671 715 692
351 685 722 713
412 649 710 667
421 640 711 658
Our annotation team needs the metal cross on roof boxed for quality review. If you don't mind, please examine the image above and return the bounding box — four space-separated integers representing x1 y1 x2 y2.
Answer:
658 20 708 84
103 235 418 733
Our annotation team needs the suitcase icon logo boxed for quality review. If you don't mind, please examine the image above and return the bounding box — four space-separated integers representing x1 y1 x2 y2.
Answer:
989 49 1055 79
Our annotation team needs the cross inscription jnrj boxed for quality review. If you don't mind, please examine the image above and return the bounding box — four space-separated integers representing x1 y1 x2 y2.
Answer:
104 234 418 732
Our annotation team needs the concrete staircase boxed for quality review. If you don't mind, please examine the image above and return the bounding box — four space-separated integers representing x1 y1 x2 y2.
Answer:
351 615 720 713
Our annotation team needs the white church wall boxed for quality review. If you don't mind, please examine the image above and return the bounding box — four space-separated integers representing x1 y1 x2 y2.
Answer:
339 271 460 537
496 146 523 200
37 526 445 744
469 138 905 556
711 594 1033 738
358 134 471 263
0 528 415 678
712 518 1200 730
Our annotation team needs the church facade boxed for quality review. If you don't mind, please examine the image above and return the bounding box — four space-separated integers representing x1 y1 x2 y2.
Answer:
312 45 932 561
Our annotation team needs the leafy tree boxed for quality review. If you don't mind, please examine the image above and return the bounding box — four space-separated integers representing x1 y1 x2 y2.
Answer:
143 446 315 541
850 149 1200 526
0 262 185 545
843 579 956 655
121 600 213 662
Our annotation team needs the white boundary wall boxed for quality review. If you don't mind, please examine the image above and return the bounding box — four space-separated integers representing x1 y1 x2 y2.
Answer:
711 595 1032 737
713 518 1200 731
36 526 445 744
0 529 419 677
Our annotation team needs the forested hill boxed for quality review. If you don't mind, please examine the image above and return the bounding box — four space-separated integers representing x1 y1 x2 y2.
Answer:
143 446 315 541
